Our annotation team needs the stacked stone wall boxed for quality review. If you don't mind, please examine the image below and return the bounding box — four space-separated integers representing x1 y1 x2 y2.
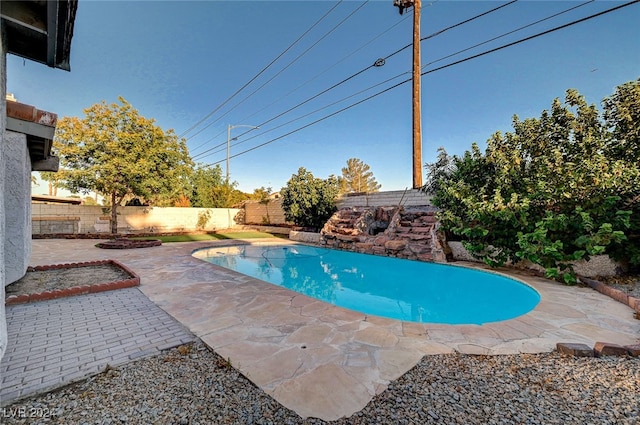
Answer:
320 205 446 262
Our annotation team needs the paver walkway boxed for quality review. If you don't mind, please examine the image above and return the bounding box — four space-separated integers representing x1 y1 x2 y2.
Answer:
4 238 639 420
0 287 194 405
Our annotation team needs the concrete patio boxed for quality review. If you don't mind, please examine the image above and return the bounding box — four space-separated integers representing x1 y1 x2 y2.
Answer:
15 238 640 421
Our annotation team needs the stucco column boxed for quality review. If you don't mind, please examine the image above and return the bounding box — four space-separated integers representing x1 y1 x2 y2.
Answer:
1 24 8 360
4 131 31 284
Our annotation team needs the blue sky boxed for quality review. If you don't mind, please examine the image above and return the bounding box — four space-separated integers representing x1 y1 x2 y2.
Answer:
9 0 639 194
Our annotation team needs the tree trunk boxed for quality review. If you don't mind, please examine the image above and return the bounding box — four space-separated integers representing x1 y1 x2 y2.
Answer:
110 191 118 234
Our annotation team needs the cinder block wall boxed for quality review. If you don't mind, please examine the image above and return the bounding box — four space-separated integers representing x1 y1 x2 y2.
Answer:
336 189 433 208
243 190 434 226
244 198 289 225
31 204 242 234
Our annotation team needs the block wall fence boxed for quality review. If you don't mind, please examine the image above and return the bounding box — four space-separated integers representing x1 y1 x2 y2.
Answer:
31 190 433 234
244 189 434 225
31 203 241 234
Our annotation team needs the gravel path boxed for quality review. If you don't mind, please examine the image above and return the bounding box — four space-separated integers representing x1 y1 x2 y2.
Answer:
3 341 638 424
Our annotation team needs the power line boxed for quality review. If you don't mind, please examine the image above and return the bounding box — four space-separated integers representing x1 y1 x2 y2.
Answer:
421 0 595 70
191 1 522 160
179 0 344 140
194 72 411 161
230 14 413 134
383 0 519 62
420 0 638 76
190 11 411 158
202 0 639 167
186 1 370 148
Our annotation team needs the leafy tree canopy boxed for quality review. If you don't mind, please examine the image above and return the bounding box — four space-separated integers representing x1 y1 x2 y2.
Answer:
340 158 381 194
281 167 340 230
189 164 249 208
425 79 640 283
53 97 193 233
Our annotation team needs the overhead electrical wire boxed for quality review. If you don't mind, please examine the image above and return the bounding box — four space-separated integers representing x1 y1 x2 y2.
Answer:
179 0 344 141
194 72 412 161
191 1 522 160
233 14 413 130
201 0 639 167
419 0 638 76
382 0 519 62
190 11 412 158
186 0 370 149
421 0 595 70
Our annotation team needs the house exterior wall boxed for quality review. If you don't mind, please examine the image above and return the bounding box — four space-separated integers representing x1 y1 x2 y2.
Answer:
1 26 9 360
4 131 31 283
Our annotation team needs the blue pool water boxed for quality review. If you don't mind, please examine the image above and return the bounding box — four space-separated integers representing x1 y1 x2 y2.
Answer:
194 244 540 324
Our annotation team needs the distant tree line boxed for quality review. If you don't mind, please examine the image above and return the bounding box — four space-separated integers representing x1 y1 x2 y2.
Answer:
45 97 383 233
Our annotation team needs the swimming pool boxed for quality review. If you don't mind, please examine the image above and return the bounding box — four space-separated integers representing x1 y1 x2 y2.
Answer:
193 244 540 325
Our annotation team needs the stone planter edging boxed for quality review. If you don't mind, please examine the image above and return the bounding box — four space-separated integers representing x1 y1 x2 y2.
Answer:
580 276 640 313
5 259 140 305
290 231 321 243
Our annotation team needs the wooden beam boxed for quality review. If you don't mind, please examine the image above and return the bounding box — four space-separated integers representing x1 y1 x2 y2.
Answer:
412 0 423 189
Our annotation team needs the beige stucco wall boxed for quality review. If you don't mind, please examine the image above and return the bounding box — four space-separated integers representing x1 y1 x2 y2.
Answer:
31 204 242 234
5 131 31 283
1 25 8 360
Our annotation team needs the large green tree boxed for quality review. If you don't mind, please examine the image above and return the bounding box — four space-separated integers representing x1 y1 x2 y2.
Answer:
281 167 340 230
425 79 640 283
54 97 193 233
189 164 249 208
340 158 381 194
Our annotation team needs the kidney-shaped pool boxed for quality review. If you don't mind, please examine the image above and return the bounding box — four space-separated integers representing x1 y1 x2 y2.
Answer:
193 244 540 325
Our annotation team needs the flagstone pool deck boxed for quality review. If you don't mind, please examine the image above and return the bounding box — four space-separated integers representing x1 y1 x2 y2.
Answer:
15 238 640 420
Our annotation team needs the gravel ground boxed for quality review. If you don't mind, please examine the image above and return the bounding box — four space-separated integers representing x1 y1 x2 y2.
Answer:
596 275 640 299
3 341 638 425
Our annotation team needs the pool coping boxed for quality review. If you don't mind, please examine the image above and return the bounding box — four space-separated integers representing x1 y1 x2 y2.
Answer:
25 238 640 421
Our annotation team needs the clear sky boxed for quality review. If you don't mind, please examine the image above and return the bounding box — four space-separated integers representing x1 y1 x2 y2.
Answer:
9 0 640 194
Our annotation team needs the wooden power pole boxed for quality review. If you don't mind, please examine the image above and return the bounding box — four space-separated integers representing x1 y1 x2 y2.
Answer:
394 0 422 189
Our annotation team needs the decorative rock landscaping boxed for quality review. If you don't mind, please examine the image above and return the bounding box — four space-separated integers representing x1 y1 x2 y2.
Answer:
320 206 448 262
95 238 162 249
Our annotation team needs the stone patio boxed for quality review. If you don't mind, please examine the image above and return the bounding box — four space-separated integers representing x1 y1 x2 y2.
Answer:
21 238 640 421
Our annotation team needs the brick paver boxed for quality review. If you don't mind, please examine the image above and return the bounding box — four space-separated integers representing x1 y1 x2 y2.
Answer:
0 288 194 405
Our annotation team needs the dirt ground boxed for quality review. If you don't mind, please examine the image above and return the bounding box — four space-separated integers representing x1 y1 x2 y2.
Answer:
5 264 132 298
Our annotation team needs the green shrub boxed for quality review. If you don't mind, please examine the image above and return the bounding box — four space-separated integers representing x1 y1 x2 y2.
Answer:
281 167 340 230
425 79 640 283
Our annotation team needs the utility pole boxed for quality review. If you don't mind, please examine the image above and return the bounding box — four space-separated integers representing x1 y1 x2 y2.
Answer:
394 0 422 189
